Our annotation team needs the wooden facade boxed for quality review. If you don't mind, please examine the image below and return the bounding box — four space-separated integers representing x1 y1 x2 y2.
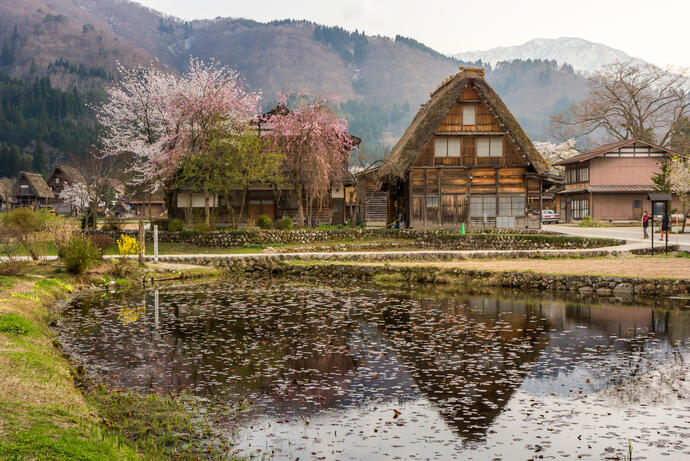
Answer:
376 67 549 230
12 171 54 210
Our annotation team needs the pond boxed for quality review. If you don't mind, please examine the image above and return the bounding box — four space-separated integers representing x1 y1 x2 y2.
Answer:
59 279 690 460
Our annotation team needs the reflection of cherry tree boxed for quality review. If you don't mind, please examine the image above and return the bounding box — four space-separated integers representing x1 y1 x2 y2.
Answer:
265 99 354 226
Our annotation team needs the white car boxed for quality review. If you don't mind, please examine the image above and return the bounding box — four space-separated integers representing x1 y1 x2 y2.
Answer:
541 209 560 224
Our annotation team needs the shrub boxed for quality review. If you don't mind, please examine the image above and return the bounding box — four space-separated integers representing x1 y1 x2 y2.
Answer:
45 217 76 258
60 234 100 275
192 221 212 233
578 216 603 228
101 221 123 232
1 208 47 234
0 260 29 277
167 218 184 232
257 215 273 229
151 218 170 230
117 234 142 257
88 234 116 258
275 217 293 230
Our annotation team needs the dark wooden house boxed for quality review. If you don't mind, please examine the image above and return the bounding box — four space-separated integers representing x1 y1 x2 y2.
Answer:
46 164 86 214
375 66 549 230
12 171 54 209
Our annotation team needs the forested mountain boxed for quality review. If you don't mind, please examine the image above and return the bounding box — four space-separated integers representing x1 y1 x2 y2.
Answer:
0 0 590 176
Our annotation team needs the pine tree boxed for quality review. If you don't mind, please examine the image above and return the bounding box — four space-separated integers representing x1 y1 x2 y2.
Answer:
32 137 47 174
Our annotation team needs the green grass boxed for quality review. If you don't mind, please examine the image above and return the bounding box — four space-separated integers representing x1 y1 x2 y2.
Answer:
0 312 37 336
0 266 239 461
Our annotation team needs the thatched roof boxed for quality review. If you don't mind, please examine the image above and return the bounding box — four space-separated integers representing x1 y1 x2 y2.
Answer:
378 66 548 179
49 164 85 184
15 172 54 198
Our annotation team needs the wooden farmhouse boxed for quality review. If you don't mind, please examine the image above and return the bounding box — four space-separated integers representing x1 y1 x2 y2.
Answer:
12 171 54 209
554 139 682 222
46 164 86 214
372 66 550 230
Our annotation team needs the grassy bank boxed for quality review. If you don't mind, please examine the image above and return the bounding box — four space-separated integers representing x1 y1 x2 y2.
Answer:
0 260 232 460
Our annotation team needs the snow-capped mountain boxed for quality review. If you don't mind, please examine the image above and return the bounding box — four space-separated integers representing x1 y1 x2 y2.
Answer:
453 37 648 73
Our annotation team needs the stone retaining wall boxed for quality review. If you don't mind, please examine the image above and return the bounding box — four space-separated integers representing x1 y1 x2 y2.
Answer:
90 228 619 250
157 253 688 298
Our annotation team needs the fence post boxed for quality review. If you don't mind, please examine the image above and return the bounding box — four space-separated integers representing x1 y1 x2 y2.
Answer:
138 220 145 265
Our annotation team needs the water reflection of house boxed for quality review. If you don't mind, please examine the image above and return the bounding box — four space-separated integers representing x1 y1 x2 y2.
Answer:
380 295 550 441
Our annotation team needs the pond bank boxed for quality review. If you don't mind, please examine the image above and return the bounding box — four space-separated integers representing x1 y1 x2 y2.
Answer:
229 258 690 299
0 261 232 460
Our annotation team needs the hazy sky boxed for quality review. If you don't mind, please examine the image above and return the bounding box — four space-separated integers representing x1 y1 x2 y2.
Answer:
135 0 690 67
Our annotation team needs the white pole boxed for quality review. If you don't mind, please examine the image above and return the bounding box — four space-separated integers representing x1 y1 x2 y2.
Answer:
154 224 159 263
154 289 159 329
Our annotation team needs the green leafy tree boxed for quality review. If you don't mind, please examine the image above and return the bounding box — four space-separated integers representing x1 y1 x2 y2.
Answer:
652 161 672 193
179 130 285 228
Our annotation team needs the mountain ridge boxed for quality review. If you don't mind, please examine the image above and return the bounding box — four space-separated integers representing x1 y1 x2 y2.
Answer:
453 37 647 73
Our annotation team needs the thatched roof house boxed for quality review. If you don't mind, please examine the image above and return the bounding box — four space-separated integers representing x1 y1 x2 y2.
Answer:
368 66 550 230
13 171 54 209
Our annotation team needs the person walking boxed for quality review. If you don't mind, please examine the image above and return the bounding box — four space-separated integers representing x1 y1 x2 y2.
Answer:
660 213 670 240
642 211 650 239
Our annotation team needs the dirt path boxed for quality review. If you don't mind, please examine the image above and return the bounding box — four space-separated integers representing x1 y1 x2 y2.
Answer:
357 256 690 280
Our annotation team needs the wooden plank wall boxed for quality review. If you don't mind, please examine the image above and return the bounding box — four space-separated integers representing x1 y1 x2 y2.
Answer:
409 166 528 229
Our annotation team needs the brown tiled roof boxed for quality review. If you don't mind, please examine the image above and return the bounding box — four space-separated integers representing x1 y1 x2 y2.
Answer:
554 139 679 166
559 184 654 194
378 66 548 179
16 172 55 198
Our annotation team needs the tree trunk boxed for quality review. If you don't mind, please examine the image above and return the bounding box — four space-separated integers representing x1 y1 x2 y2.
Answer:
238 189 248 228
296 186 304 227
203 182 210 227
147 191 152 221
187 191 193 226
224 191 237 229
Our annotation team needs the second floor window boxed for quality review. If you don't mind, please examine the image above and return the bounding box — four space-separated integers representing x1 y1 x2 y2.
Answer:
567 166 589 183
462 104 476 125
435 136 461 157
477 137 503 157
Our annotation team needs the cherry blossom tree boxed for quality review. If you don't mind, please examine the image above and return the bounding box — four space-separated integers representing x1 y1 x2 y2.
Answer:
97 58 260 224
59 183 91 214
533 138 578 174
265 99 355 226
669 155 690 232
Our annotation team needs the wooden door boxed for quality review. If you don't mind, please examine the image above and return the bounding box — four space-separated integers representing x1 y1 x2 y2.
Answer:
441 195 467 228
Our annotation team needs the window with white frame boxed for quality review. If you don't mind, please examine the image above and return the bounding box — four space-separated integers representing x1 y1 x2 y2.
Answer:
462 104 476 125
477 137 503 157
434 136 461 157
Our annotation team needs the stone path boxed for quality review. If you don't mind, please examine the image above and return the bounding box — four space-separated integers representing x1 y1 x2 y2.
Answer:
2 240 668 265
549 224 690 251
